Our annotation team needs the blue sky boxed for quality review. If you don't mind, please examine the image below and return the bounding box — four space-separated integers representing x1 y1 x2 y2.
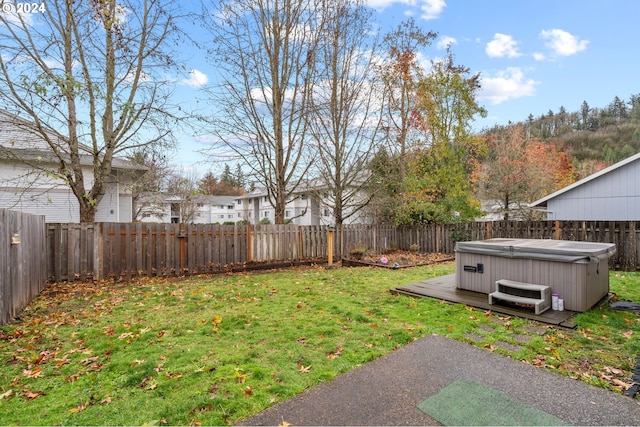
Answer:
168 1 640 173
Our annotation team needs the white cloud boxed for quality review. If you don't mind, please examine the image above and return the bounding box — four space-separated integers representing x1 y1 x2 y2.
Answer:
364 0 446 20
486 33 522 58
478 67 538 105
540 29 589 56
419 0 446 20
181 69 208 88
533 52 546 61
437 35 457 50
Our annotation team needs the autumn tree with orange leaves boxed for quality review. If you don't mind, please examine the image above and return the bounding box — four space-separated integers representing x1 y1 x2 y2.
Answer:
478 125 575 220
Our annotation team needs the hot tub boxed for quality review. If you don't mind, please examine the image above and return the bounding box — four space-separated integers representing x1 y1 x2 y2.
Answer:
455 238 617 312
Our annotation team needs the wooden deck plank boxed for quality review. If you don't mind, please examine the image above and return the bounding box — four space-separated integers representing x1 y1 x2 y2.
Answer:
392 274 577 328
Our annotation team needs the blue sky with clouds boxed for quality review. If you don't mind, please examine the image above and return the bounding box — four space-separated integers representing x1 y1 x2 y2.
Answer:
169 0 640 171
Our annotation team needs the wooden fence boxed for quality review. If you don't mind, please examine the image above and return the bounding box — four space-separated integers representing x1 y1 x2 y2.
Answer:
44 220 640 282
0 209 47 324
339 221 639 271
46 223 332 282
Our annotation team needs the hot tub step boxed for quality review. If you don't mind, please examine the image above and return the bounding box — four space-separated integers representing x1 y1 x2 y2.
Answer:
489 280 551 314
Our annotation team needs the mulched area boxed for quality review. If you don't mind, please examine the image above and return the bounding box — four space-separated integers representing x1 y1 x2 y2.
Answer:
342 250 454 268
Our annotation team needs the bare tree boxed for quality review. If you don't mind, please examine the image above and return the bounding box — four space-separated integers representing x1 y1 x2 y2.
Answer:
127 147 172 221
201 0 324 224
165 170 201 223
308 0 382 225
0 0 185 222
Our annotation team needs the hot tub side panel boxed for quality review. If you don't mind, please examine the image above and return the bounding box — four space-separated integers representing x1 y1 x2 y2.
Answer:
528 260 587 312
586 257 610 311
456 252 534 294
456 251 609 312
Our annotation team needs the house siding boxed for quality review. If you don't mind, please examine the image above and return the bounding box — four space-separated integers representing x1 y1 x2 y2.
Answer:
1 110 142 223
546 158 640 220
0 188 80 222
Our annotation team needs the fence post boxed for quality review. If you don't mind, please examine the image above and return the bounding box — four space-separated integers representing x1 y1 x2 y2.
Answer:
327 227 334 265
247 224 253 262
93 223 103 281
555 220 560 240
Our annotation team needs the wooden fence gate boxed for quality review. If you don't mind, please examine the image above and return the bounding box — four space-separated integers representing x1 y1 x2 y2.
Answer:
0 209 47 324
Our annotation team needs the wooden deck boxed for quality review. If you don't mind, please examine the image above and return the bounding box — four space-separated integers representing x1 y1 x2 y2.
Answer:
392 274 578 328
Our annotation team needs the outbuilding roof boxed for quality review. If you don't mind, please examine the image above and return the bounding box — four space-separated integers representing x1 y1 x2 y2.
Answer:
529 151 640 208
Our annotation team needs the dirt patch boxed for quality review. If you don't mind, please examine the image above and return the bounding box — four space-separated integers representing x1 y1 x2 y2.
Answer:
342 250 454 268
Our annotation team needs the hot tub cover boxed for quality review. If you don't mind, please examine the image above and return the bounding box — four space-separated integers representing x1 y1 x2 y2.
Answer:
454 238 616 263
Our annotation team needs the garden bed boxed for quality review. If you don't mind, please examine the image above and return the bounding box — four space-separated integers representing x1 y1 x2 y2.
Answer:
342 250 454 269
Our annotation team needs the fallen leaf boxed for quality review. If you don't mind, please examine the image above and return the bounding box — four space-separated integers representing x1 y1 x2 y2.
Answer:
0 389 13 400
56 358 71 367
68 401 90 414
81 356 99 365
622 330 634 339
279 420 292 427
65 373 81 383
234 368 247 383
23 389 43 400
189 403 213 415
243 386 253 397
327 348 343 359
612 378 631 389
212 315 222 325
298 364 311 373
165 372 183 379
605 366 623 375
23 367 42 379
100 397 112 404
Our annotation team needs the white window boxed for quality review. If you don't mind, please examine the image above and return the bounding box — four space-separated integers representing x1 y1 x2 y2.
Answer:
285 210 291 217
219 214 224 218
263 211 269 218
228 214 233 218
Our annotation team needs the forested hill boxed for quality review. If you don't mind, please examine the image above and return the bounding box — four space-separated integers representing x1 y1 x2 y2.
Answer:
482 94 640 168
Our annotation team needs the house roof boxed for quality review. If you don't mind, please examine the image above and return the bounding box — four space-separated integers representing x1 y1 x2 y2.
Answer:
139 193 238 205
529 151 640 208
0 109 146 172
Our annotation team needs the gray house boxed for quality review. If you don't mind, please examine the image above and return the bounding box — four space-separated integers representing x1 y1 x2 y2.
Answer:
530 151 640 220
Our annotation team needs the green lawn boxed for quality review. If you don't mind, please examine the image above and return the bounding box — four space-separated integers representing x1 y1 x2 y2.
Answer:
1 263 639 425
